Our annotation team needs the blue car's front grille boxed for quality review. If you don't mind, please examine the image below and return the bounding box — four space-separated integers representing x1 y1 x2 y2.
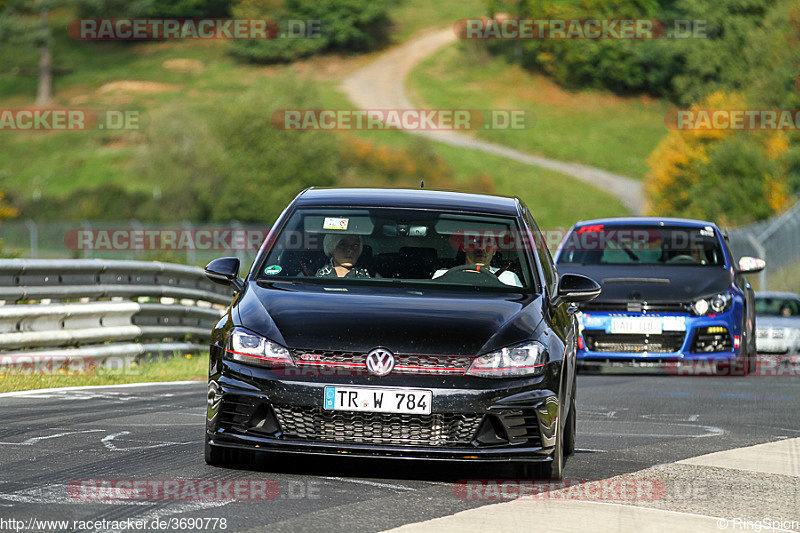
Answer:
580 301 689 314
583 331 686 353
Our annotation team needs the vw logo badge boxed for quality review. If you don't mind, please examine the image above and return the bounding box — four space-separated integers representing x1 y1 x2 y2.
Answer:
366 348 395 376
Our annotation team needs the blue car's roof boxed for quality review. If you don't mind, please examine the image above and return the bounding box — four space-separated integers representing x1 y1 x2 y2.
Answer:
573 216 718 229
294 188 520 216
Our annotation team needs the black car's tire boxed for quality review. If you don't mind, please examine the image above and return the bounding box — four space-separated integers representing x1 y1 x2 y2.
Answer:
534 436 564 480
523 398 566 480
563 380 576 457
204 436 227 467
205 436 251 468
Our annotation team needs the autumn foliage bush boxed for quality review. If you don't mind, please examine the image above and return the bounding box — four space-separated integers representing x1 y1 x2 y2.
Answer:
646 92 793 225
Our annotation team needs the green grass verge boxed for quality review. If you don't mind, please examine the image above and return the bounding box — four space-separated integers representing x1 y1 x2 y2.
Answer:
0 353 207 393
407 43 672 180
388 0 485 42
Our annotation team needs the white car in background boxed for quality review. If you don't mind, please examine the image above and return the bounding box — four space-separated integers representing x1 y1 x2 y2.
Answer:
755 292 800 354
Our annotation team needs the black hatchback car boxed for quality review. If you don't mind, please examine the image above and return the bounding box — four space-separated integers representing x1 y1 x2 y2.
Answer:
203 188 600 478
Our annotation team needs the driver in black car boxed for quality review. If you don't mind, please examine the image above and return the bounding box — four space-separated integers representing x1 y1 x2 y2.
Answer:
432 242 522 287
315 234 372 278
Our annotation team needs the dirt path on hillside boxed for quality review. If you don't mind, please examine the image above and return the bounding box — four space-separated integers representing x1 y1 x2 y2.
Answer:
340 28 645 215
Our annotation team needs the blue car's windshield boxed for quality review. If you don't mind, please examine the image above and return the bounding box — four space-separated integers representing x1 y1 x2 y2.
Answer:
257 207 535 291
558 224 726 266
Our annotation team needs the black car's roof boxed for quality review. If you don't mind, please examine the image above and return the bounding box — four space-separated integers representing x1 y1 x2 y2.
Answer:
293 188 521 216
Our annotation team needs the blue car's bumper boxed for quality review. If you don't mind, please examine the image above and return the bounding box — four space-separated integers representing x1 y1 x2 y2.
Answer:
576 309 742 362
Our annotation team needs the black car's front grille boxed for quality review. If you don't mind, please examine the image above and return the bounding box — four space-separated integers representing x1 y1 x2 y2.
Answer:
580 301 689 314
273 406 483 447
291 350 472 375
583 331 686 353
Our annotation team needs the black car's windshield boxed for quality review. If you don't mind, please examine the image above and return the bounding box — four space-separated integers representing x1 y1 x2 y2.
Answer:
257 207 534 291
558 224 725 266
755 297 800 317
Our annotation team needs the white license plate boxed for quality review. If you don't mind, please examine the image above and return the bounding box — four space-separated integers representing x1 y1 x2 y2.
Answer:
610 317 663 335
323 386 432 415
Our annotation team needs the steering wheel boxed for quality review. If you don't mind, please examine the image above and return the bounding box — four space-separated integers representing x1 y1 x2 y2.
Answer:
435 264 507 287
665 254 700 264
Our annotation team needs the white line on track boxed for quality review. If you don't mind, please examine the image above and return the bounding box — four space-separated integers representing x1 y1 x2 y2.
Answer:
322 477 417 492
0 429 105 446
101 431 194 451
0 381 201 398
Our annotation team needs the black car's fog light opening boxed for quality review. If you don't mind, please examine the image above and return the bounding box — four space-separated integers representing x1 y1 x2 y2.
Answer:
475 415 510 446
248 403 281 436
225 327 295 367
467 341 547 378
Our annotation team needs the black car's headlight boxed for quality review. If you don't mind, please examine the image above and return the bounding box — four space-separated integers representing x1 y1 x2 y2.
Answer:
225 327 294 367
467 341 547 378
691 292 733 315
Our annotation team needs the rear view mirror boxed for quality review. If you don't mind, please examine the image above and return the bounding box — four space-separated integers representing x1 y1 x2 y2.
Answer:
737 256 766 274
205 257 244 292
553 274 601 307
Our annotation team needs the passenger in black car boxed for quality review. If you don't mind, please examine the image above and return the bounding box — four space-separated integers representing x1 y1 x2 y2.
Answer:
315 234 371 278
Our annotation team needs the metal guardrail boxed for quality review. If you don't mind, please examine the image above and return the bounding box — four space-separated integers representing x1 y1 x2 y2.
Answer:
0 259 233 367
727 200 800 289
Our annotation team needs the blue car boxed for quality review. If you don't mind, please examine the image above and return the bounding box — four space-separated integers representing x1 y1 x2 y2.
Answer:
553 217 765 373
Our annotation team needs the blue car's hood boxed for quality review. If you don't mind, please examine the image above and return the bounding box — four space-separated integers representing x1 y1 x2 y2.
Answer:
556 265 733 302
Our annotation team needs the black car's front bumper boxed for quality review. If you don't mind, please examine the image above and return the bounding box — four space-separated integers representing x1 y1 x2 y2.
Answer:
206 360 561 464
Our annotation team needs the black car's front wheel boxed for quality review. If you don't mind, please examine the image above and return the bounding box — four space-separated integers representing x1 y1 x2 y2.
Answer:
205 437 254 468
519 400 566 480
563 379 577 456
204 436 226 467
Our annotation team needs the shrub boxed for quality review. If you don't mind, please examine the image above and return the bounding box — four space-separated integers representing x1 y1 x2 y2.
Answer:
484 0 781 104
645 92 793 225
230 0 395 63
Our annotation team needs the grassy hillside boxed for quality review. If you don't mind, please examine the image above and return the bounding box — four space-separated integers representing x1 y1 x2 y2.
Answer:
0 2 629 235
408 44 671 179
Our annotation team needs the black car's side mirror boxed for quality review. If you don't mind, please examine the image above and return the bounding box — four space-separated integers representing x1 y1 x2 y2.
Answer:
552 274 601 307
205 257 244 292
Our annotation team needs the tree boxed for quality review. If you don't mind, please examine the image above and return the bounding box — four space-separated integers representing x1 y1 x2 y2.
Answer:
0 0 58 105
646 92 792 224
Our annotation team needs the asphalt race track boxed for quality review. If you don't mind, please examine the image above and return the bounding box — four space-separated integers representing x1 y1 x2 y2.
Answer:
0 374 798 532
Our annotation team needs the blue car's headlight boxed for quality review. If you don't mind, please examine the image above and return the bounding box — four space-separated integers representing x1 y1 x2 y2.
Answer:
692 292 732 316
225 327 294 367
467 341 547 378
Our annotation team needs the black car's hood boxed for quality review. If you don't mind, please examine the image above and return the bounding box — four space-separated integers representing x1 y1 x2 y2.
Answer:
556 265 733 302
235 281 544 356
